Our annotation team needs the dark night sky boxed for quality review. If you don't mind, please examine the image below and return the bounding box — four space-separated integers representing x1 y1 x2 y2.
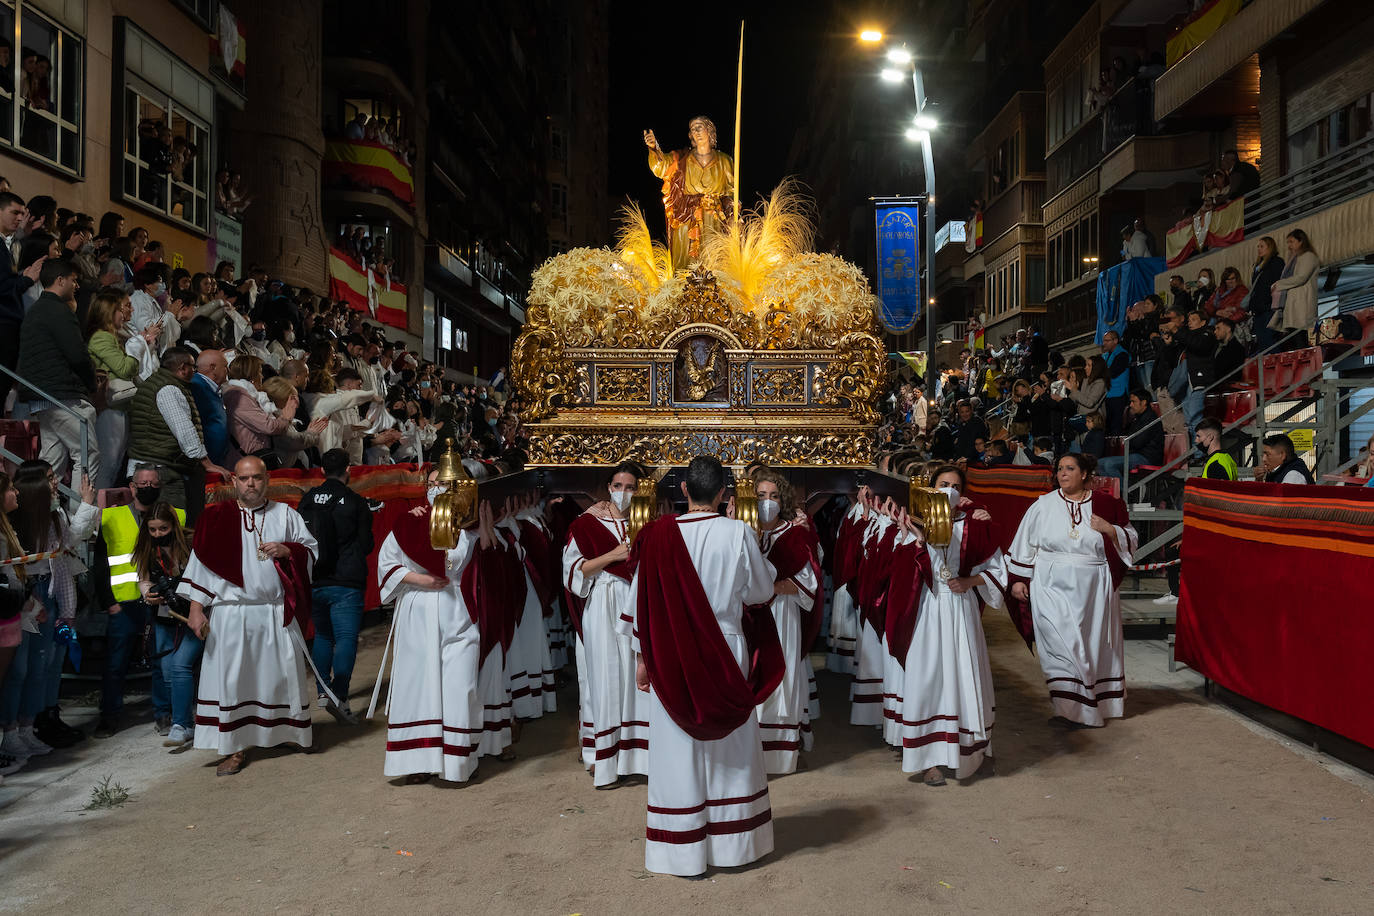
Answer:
606 1 833 241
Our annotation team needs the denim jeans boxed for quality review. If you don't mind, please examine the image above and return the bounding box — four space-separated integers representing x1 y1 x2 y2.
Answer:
101 600 169 719
0 578 55 724
1097 452 1150 488
1182 388 1206 440
153 623 204 729
311 586 364 702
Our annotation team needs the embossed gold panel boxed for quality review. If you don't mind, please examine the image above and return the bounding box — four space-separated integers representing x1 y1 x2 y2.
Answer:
594 365 652 405
750 366 808 406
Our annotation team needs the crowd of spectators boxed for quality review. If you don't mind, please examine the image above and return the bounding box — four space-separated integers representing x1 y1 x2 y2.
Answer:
334 224 399 282
0 179 523 776
340 110 417 168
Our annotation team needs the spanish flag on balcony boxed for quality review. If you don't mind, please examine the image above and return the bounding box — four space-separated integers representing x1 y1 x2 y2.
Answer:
1165 197 1245 268
323 140 415 205
328 246 408 331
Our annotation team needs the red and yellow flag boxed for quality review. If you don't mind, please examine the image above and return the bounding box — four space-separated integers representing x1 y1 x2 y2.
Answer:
323 140 414 205
328 246 407 330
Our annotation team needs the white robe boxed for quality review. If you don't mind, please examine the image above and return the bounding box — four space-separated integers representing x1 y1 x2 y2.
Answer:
499 517 555 719
177 502 318 755
898 517 1003 778
1007 491 1138 726
562 514 649 785
755 520 819 775
849 513 889 727
373 528 483 782
625 512 777 878
826 502 866 674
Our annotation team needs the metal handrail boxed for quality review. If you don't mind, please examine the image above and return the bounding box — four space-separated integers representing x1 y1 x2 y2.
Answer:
0 362 92 503
1244 133 1374 234
1115 297 1350 501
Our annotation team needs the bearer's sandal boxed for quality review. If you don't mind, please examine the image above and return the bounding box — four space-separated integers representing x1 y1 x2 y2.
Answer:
923 766 947 787
405 773 434 785
216 751 247 776
498 748 517 762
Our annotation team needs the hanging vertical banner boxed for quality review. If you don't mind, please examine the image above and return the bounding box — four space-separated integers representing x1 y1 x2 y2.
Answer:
875 202 922 334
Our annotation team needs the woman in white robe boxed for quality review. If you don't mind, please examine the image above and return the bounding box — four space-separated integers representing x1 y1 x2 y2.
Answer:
752 472 820 775
895 467 1004 784
561 464 650 787
372 519 483 784
1008 454 1138 727
497 511 554 720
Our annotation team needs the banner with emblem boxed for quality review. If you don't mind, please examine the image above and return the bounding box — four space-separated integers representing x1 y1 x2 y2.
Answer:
874 202 922 334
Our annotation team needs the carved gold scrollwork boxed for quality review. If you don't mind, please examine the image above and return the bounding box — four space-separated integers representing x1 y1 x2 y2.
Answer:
654 361 672 406
812 331 885 424
729 362 748 406
751 366 807 405
510 305 573 421
596 366 652 403
525 430 873 467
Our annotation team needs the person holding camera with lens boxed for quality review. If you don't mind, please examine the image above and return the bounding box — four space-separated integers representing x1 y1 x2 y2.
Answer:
133 501 199 749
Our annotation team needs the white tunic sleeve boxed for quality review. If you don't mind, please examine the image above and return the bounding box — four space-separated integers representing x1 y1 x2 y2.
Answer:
972 550 1007 609
739 524 776 607
377 532 412 604
790 554 818 612
562 531 594 598
1007 497 1045 581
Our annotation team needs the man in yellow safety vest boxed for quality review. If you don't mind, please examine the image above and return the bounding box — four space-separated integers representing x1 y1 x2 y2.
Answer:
94 465 185 738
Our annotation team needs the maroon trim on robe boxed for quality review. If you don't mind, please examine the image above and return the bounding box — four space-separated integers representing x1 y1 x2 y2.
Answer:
635 516 785 742
498 528 527 626
831 512 865 588
517 519 556 617
883 539 932 667
856 524 899 635
461 541 524 661
562 512 638 639
1003 491 1131 650
274 542 315 638
191 500 247 587
749 523 826 658
393 506 447 578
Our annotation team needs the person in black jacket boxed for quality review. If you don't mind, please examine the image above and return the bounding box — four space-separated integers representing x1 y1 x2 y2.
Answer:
951 400 989 462
1246 237 1284 353
1213 317 1246 384
0 191 45 409
299 448 375 723
1098 390 1165 487
1179 310 1217 438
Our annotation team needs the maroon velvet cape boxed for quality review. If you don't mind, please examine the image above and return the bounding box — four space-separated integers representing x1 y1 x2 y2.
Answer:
517 519 556 618
884 513 1002 667
635 516 785 742
562 512 637 639
747 522 826 659
856 523 900 635
191 500 315 636
461 539 524 662
1004 490 1131 649
831 511 866 602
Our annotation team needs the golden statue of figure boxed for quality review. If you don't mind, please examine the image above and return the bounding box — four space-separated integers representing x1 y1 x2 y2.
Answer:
644 116 736 271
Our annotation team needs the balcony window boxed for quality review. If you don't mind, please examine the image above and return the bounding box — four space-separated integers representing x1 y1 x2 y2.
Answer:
119 22 215 232
1288 92 1374 172
0 1 83 174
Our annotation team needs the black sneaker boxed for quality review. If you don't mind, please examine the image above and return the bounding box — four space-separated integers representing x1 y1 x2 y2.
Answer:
34 708 82 749
92 717 120 739
154 716 172 737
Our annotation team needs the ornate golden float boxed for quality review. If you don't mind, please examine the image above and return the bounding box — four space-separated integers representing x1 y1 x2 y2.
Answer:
510 186 886 469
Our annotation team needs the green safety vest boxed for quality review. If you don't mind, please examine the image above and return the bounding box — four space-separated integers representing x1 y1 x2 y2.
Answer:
1203 450 1238 481
100 503 186 602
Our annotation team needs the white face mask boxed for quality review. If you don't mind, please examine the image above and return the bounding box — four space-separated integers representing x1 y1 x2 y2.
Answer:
938 485 960 512
1197 276 1210 287
426 484 446 505
610 489 633 511
758 498 780 525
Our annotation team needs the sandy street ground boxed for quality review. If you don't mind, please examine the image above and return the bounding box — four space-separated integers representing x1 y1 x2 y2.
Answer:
1 612 1372 916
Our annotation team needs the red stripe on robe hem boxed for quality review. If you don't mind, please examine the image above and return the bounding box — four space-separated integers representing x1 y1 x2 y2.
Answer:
646 786 770 815
645 810 773 845
195 714 311 730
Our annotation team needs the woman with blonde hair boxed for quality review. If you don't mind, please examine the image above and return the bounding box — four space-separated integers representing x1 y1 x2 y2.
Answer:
301 366 382 462
222 353 298 466
260 377 328 469
87 288 158 489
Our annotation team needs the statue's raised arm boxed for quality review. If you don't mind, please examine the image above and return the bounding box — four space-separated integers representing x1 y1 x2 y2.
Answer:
644 116 735 271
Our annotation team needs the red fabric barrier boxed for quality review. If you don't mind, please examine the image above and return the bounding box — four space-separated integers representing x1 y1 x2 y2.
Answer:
205 464 428 610
962 466 1053 550
1176 479 1374 749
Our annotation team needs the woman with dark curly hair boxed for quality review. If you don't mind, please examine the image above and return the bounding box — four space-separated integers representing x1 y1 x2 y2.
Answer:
1006 453 1136 728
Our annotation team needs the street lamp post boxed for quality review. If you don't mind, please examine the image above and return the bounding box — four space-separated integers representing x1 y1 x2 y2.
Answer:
871 33 939 397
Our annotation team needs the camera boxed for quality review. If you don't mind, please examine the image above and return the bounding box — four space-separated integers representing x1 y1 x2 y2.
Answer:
148 568 186 613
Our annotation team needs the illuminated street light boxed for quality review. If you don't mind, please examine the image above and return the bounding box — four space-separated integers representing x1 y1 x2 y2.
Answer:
913 114 939 130
880 68 904 83
887 47 913 65
860 29 883 42
904 127 926 142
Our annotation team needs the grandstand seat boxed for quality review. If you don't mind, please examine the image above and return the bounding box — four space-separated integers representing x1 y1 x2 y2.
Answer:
98 488 133 509
1203 393 1227 421
0 419 42 476
1090 476 1121 500
1223 389 1257 426
1104 436 1125 457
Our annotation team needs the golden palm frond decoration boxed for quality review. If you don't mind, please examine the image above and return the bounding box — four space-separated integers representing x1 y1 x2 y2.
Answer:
614 200 673 292
700 179 816 311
